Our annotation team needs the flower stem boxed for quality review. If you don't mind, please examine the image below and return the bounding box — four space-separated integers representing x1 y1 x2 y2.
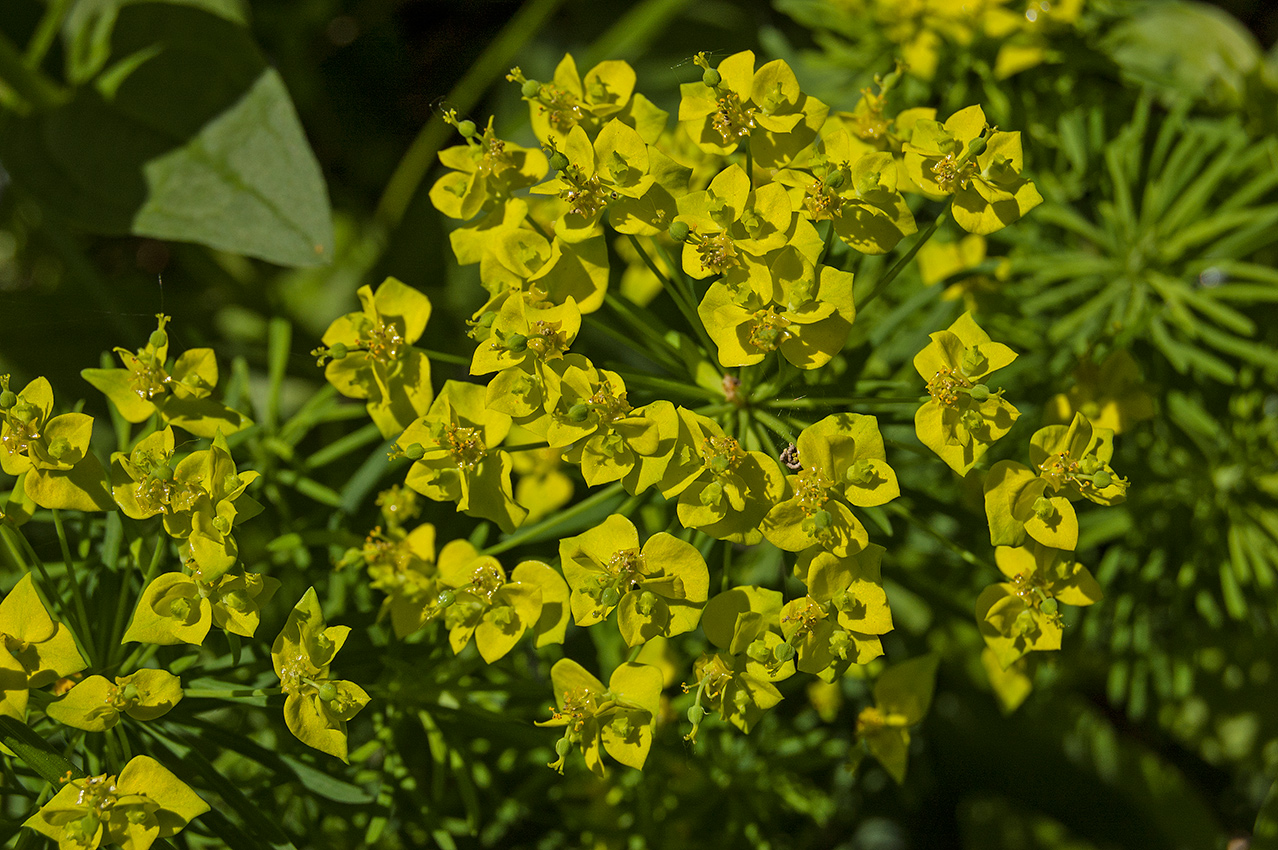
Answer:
763 396 923 409
751 409 798 444
184 686 285 700
482 482 626 556
51 510 97 663
857 205 950 311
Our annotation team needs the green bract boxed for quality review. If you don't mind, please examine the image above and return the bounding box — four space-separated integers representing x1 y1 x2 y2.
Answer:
122 570 279 646
977 542 1103 668
763 413 899 556
538 658 662 776
984 413 1128 549
0 573 87 721
23 755 208 850
398 380 526 533
432 539 569 662
559 514 709 645
787 544 894 675
429 117 548 223
515 54 667 147
272 588 370 762
853 654 939 784
319 278 435 438
47 669 182 732
913 311 1020 474
0 375 112 511
82 314 251 439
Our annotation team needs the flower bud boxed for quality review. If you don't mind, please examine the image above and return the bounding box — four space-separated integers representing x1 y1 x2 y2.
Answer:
521 79 542 98
746 639 771 664
1032 496 1056 520
845 459 874 486
1079 455 1101 475
637 590 658 616
549 151 569 171
961 347 987 375
490 605 515 627
968 383 990 401
329 342 348 360
772 642 795 663
0 390 15 409
48 437 72 459
600 586 622 608
668 220 691 242
699 481 724 507
121 683 140 702
149 329 168 349
1091 470 1112 489
457 119 477 138
318 682 339 702
702 68 721 87
960 409 984 433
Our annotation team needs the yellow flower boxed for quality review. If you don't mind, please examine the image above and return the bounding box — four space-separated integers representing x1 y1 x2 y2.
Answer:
0 574 87 721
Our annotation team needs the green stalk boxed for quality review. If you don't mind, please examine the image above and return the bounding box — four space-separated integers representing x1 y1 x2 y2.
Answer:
375 0 570 227
24 0 72 67
886 502 996 573
751 409 797 444
614 370 719 401
857 205 950 311
0 30 64 111
108 536 165 668
51 510 96 663
482 482 625 556
305 422 384 469
763 396 922 409
184 686 284 700
0 525 67 620
628 235 720 372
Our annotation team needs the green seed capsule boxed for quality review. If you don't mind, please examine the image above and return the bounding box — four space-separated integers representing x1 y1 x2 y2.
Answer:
772 642 795 662
1040 597 1059 616
549 151 569 171
329 342 349 360
668 220 691 242
568 403 592 422
505 333 528 353
600 587 622 608
746 640 771 663
318 682 339 702
403 443 426 461
824 170 846 190
457 119 477 138
436 589 456 608
969 383 990 401
0 390 15 409
555 737 572 757
687 705 706 724
702 68 721 87
1091 470 1112 489
149 329 168 349
521 79 542 98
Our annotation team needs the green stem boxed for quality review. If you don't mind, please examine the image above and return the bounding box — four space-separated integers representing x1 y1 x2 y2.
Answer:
305 421 385 469
0 30 64 111
482 482 626 556
51 510 96 663
603 293 685 368
502 441 552 453
629 235 720 373
184 686 284 699
420 348 471 366
0 525 66 620
109 536 165 667
586 315 681 374
886 502 996 573
118 643 159 676
24 0 72 67
857 206 949 311
751 409 797 444
763 396 922 409
374 0 570 227
614 370 719 401
625 645 643 663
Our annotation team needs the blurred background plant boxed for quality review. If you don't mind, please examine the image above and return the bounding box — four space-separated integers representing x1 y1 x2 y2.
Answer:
2 0 1278 848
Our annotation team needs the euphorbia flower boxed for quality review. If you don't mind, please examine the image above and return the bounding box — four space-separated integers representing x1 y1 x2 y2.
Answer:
429 115 548 223
913 311 1020 474
511 54 668 146
559 514 709 646
272 588 370 761
0 573 87 720
47 669 182 732
852 654 938 784
23 755 208 850
316 277 435 438
81 314 250 438
122 571 279 646
537 658 662 776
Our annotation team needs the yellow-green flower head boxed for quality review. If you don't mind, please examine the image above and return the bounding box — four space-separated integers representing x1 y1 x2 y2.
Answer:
673 164 792 280
23 755 209 850
47 669 183 732
0 573 87 721
122 570 279 646
319 277 435 438
110 428 194 521
397 380 528 533
547 362 673 490
559 514 709 646
1046 349 1155 435
81 314 250 439
977 541 1102 668
0 375 112 511
432 540 569 662
913 311 1020 474
537 658 662 776
984 413 1128 550
683 586 794 736
789 544 894 673
678 51 828 170
357 522 440 638
272 588 370 762
853 654 938 784
776 140 918 255
698 245 856 370
658 408 785 544
903 105 1043 234
473 297 582 422
763 413 899 556
429 116 548 222
512 54 668 146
